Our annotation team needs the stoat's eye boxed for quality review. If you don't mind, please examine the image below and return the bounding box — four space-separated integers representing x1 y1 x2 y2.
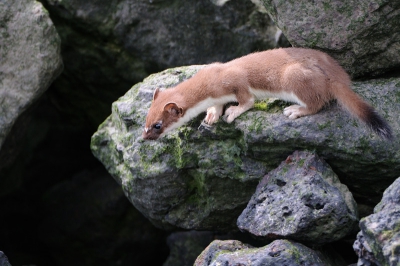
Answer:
154 123 162 130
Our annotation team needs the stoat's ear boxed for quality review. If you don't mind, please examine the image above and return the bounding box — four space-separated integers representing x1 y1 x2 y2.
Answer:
164 102 183 117
153 88 160 101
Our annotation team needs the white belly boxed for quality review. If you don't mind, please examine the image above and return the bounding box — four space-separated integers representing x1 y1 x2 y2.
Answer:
249 88 306 107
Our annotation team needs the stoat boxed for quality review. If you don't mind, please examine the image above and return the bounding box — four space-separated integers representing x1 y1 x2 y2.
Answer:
143 48 392 140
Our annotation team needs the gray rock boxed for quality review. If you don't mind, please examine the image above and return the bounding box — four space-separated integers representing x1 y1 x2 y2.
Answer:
91 66 399 231
237 150 358 245
354 177 400 266
0 252 11 266
0 0 63 151
194 239 345 266
353 232 379 266
260 0 400 77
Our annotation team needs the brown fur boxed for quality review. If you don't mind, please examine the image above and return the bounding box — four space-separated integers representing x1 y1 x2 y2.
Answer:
143 48 392 140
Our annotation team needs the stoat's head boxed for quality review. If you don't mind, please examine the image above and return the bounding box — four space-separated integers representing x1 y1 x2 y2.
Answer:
143 88 184 140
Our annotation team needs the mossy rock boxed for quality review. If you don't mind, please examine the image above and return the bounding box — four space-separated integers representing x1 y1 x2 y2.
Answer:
91 65 400 230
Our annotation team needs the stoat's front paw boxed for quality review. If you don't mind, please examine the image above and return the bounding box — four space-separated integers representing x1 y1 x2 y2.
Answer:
283 105 303 119
204 106 223 125
224 106 243 123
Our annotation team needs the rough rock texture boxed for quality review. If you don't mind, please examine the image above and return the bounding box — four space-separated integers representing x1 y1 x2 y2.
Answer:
0 0 63 151
354 177 400 266
194 239 346 266
260 0 400 77
91 65 400 231
0 252 11 266
237 150 358 245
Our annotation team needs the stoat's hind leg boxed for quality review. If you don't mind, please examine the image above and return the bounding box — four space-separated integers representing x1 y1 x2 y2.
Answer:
283 104 319 119
204 104 224 125
281 62 330 120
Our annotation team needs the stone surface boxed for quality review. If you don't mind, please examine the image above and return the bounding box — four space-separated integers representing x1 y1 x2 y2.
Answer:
194 239 346 266
0 252 11 266
0 0 63 151
354 177 400 266
237 150 358 245
260 0 400 77
91 65 400 231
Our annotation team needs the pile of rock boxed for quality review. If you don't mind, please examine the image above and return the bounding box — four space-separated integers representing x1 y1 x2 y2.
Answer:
195 150 357 265
1 0 400 264
90 1 400 255
0 0 281 264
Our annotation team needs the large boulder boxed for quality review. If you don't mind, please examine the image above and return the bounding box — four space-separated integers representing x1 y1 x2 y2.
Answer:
237 150 358 245
0 0 63 152
91 65 400 231
354 177 400 266
260 0 400 77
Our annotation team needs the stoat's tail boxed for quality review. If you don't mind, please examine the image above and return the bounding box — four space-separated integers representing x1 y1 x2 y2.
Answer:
333 82 393 140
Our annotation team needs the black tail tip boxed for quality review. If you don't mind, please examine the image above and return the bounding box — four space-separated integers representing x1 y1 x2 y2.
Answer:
366 109 393 140
376 126 393 140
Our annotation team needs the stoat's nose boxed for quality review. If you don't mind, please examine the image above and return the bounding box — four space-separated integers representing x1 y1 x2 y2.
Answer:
142 130 149 140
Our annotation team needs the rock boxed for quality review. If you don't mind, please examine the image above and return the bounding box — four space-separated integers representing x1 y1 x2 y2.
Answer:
260 0 400 77
38 168 168 266
0 252 11 266
237 150 358 245
0 0 63 195
0 0 63 152
354 177 400 266
194 239 346 266
163 231 215 266
92 68 264 231
91 65 399 231
353 232 379 266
